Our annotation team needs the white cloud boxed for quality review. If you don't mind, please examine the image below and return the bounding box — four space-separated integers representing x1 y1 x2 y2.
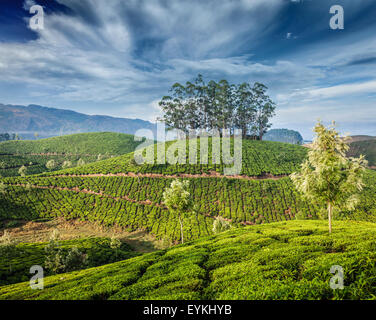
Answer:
0 0 288 109
274 81 376 139
277 80 376 103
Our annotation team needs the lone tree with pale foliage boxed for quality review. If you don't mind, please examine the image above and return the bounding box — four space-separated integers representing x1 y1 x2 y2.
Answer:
163 180 192 244
18 165 27 177
62 160 72 169
46 160 57 171
213 216 232 234
77 158 86 167
291 121 367 234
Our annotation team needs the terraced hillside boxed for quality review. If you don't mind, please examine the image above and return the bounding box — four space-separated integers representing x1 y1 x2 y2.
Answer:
0 132 151 177
1 139 376 243
1 220 376 300
41 139 308 177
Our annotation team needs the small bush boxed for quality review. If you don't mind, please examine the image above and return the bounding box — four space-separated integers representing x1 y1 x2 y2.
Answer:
213 217 232 234
63 247 88 272
18 165 27 177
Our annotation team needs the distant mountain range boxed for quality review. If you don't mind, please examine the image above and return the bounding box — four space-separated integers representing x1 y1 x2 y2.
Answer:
0 104 156 139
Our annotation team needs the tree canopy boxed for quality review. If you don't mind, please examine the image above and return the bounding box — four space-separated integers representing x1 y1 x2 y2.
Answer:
0 133 18 142
158 75 276 140
163 179 192 244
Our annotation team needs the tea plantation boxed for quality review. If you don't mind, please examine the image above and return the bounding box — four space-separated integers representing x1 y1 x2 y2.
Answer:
1 140 376 242
0 132 147 155
0 132 151 177
1 220 376 300
1 138 376 300
41 139 308 177
2 170 376 243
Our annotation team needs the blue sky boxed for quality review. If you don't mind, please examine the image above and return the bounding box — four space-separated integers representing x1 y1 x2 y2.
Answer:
0 0 376 139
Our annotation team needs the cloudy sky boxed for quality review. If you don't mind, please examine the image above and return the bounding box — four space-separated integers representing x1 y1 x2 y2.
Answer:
0 0 375 139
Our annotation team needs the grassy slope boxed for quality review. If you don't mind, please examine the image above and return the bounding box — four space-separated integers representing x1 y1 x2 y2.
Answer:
349 139 376 167
0 132 151 177
1 220 376 300
0 237 138 286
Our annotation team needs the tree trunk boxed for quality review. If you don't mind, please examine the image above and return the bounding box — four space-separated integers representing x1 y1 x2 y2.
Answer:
328 202 332 234
242 125 247 139
179 215 184 244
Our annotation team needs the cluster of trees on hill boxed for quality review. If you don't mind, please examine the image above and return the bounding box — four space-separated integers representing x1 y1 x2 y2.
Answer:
158 75 276 140
0 133 19 142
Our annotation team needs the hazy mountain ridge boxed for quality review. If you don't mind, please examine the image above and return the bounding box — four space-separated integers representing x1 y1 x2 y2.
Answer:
264 128 304 145
349 138 376 167
0 104 156 139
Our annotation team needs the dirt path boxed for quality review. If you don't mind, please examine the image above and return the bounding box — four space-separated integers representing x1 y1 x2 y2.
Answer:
51 171 288 181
